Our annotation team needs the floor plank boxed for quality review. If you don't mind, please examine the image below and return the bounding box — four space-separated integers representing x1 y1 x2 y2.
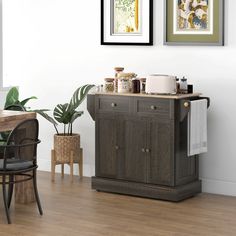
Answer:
0 171 236 236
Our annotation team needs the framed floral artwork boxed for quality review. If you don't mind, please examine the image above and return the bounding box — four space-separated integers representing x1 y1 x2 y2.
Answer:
101 0 153 45
164 0 224 45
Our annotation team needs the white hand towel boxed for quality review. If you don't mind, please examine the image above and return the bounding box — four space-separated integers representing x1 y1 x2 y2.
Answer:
188 99 208 156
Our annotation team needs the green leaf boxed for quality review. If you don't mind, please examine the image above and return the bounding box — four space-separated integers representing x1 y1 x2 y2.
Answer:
70 84 94 110
20 96 37 107
71 111 84 124
5 104 26 111
4 87 19 108
31 109 50 112
53 103 74 125
33 109 58 126
0 131 10 142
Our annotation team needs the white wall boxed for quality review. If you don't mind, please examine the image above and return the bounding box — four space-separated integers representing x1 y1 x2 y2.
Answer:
0 0 2 88
0 0 11 108
2 0 236 196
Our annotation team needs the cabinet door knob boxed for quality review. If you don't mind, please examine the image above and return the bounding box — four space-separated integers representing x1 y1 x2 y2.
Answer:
150 105 157 110
146 149 151 153
141 148 146 153
115 145 119 150
111 103 117 107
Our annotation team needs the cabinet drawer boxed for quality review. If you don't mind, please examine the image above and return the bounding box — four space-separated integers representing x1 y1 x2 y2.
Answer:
136 98 170 117
98 96 130 113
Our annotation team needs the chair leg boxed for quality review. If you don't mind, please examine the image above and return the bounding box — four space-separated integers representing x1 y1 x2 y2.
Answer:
32 169 43 215
2 175 11 224
70 151 74 183
61 164 64 179
7 175 14 209
79 149 83 178
51 149 56 182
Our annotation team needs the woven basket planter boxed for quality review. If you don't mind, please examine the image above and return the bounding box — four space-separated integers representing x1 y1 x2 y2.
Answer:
54 134 80 163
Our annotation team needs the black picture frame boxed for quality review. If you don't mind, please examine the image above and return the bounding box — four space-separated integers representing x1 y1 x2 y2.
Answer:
101 0 153 46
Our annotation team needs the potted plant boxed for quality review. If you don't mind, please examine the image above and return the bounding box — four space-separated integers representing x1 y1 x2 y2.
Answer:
4 87 37 110
40 84 94 181
41 84 94 133
0 87 52 144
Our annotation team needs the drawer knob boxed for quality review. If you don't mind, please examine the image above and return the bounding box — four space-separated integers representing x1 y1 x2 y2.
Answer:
115 145 119 150
111 103 117 107
184 102 189 108
146 149 151 153
150 105 157 110
141 148 146 153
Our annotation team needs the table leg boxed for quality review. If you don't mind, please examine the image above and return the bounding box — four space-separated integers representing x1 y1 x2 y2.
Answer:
15 172 35 204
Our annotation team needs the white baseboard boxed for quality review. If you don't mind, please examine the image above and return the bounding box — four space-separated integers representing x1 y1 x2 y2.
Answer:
38 159 236 197
201 178 236 197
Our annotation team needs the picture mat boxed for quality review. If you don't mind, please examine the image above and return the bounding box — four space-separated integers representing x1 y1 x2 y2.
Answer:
103 0 150 43
165 0 222 44
173 0 214 35
112 0 142 35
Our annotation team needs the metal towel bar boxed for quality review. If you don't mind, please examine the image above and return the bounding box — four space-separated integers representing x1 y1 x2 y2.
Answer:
180 97 210 122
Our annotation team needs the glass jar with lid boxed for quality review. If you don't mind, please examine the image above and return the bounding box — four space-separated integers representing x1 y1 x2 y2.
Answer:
180 76 188 94
114 67 124 93
114 67 124 77
118 73 137 93
131 78 140 93
104 78 114 93
118 78 130 93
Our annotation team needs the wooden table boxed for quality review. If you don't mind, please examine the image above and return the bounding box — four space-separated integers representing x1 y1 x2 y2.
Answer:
0 110 36 204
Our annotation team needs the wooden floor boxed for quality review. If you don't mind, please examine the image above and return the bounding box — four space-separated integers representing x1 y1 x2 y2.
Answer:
0 172 236 236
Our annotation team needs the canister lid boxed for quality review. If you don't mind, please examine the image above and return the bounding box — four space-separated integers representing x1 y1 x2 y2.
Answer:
118 77 129 81
118 73 137 78
114 67 124 72
104 78 114 82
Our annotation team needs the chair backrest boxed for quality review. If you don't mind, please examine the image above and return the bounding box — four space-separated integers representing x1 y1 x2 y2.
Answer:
0 105 26 143
3 119 40 166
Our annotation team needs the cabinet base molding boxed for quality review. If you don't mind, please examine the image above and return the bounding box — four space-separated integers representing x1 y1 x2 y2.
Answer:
92 177 202 202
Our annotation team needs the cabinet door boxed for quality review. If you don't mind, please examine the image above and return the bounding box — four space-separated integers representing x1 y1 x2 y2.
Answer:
123 119 147 183
96 116 117 178
147 120 174 186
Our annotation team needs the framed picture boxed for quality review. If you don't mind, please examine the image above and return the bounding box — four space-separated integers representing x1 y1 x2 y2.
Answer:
164 0 224 46
101 0 153 45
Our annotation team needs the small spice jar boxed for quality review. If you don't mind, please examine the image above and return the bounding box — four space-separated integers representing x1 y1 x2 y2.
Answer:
180 76 188 94
139 78 146 94
175 77 180 94
131 78 140 93
104 78 114 93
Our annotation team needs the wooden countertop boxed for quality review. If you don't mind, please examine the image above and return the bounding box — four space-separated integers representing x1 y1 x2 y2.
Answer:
0 110 36 132
0 110 35 121
91 92 202 100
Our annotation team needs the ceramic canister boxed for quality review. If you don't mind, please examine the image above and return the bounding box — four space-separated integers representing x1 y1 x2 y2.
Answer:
118 78 130 93
118 72 137 93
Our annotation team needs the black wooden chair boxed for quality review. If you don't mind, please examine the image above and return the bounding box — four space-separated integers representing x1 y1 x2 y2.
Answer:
0 119 43 224
0 105 26 159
